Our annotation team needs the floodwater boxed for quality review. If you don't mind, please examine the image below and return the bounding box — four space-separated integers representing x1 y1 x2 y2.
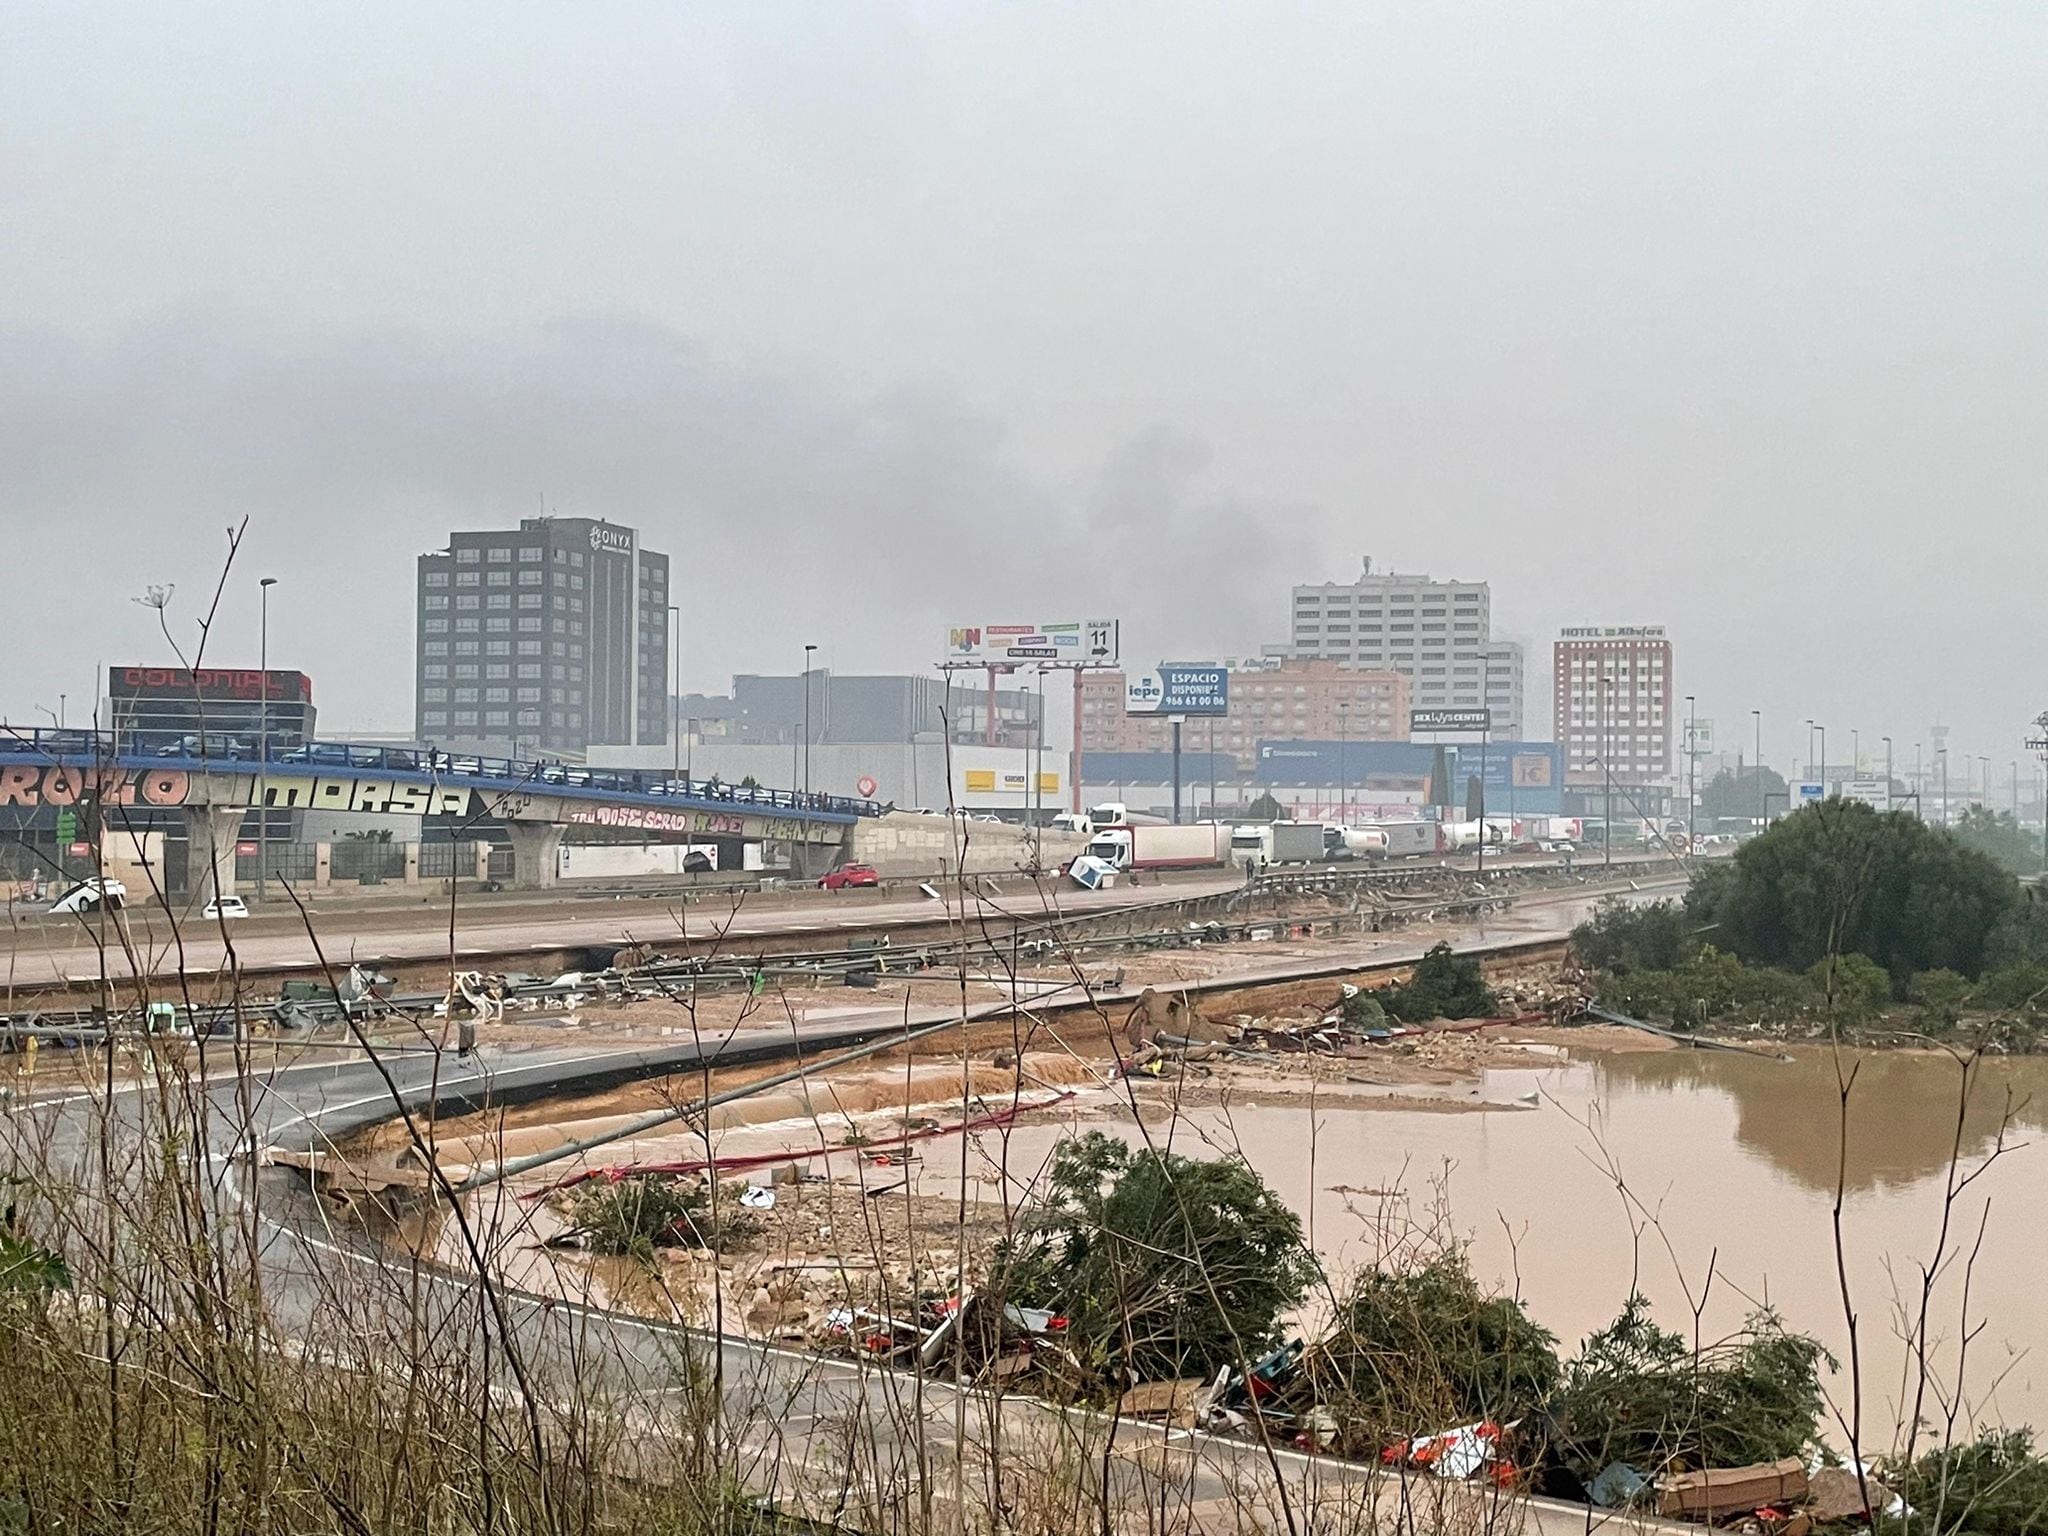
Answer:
942 1045 2048 1437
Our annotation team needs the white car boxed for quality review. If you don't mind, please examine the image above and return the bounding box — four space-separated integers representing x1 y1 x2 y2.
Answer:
203 896 249 920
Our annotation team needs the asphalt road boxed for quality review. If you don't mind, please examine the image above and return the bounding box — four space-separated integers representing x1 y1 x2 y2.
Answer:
3 872 1248 987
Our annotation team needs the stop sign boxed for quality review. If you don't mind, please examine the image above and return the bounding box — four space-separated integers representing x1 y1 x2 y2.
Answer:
857 775 877 797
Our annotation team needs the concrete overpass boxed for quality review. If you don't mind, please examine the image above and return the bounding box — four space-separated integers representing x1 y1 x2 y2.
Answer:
0 730 876 894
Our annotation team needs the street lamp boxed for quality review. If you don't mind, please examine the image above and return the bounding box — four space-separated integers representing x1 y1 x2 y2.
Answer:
1882 737 1893 812
1602 674 1614 868
1685 694 1697 850
668 604 680 788
257 576 277 901
1752 710 1763 829
1336 701 1348 827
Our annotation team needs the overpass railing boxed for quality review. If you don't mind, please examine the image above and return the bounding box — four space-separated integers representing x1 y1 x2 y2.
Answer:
0 728 883 820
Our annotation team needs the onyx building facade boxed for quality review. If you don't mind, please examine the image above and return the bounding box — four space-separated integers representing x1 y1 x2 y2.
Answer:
416 517 669 758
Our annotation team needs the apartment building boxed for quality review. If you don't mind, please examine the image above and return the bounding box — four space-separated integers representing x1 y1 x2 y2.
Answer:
1553 626 1674 788
1280 557 1523 736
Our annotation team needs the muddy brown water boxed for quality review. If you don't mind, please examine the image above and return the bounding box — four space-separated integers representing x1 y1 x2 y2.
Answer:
932 1045 2048 1436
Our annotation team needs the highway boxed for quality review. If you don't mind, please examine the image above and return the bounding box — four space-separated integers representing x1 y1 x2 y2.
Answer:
3 872 1249 988
18 876 1688 1536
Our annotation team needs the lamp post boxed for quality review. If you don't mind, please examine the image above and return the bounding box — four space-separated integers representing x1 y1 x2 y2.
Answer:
668 603 680 788
1602 674 1613 869
802 643 817 800
1685 694 1697 850
1883 737 1893 812
1336 701 1348 827
1978 756 1990 811
1852 728 1860 776
1752 710 1763 830
257 576 277 901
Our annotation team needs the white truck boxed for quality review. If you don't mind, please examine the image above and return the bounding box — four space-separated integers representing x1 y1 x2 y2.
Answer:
1322 824 1391 860
1229 821 1327 868
1081 822 1231 873
1373 820 1444 859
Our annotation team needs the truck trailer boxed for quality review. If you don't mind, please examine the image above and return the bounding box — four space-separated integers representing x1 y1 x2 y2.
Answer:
1083 822 1231 873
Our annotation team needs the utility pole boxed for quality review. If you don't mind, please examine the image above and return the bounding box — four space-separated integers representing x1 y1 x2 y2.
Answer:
798 643 817 879
257 576 276 902
1883 737 1893 813
668 603 680 787
1337 701 1348 827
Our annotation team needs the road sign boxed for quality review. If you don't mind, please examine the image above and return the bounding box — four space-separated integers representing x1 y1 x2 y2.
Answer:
54 809 75 844
1684 718 1715 753
1125 664 1228 717
1412 708 1491 734
856 775 877 797
236 841 258 856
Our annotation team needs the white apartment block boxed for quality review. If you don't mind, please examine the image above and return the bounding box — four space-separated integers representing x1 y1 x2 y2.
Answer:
1553 626 1674 787
1281 557 1524 737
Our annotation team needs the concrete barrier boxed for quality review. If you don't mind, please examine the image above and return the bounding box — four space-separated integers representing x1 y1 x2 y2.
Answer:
850 813 1089 878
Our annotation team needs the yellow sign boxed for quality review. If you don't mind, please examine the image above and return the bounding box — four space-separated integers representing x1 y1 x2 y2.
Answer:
1037 772 1060 794
963 769 997 793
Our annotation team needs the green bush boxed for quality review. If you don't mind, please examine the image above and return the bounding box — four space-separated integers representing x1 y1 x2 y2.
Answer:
1572 898 1697 975
1882 1429 2048 1536
1377 943 1498 1023
1548 1296 1829 1479
1807 951 1894 1020
1907 968 1973 1032
567 1176 754 1259
1305 1250 1559 1442
1339 992 1389 1032
996 1131 1316 1384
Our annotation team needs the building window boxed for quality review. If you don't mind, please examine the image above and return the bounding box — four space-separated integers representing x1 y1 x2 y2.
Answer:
423 664 447 680
518 593 542 609
422 711 447 728
485 687 510 703
422 687 448 703
423 641 448 656
455 547 480 564
424 619 449 634
517 663 540 679
456 571 479 588
454 640 479 656
424 570 449 588
517 708 541 726
455 594 479 610
423 595 449 611
455 618 479 634
517 687 541 702
518 569 541 586
486 663 510 680
486 546 510 563
453 710 478 726
485 616 510 633
486 570 510 587
454 687 478 703
519 545 543 562
454 664 478 680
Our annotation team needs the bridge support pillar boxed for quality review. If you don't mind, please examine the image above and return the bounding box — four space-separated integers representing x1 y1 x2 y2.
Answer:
504 824 562 890
184 806 242 904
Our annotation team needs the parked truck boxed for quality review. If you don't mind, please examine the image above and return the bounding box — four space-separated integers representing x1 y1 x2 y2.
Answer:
1372 820 1444 859
1082 822 1231 873
1229 820 1326 868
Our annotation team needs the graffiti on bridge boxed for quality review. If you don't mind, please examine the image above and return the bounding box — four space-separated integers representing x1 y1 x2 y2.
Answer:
0 765 191 808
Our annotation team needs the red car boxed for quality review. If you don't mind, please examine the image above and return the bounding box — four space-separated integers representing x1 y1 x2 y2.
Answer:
818 862 881 890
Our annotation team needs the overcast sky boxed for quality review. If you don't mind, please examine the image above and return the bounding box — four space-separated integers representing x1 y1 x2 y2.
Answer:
4 4 2043 779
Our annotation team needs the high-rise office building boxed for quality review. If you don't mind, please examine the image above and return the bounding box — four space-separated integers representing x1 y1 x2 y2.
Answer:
1279 557 1523 736
1553 626 1674 789
416 517 669 758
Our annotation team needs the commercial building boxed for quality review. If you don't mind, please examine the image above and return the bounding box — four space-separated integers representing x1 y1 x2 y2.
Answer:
1277 557 1524 736
708 672 1042 749
1553 625 1674 801
416 517 670 759
1077 659 1409 770
107 666 317 753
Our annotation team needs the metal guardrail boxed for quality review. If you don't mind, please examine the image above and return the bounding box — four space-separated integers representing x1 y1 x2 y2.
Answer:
0 727 882 821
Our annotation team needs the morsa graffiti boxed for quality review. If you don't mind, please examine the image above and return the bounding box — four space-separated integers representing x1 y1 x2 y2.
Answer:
0 765 191 808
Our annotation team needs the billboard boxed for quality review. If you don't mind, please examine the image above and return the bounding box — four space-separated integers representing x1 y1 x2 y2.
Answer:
1412 708 1492 735
112 666 313 703
945 621 1119 667
1125 664 1229 717
1453 742 1562 792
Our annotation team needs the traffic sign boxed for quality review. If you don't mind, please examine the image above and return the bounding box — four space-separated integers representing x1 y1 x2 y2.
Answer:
856 775 877 797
